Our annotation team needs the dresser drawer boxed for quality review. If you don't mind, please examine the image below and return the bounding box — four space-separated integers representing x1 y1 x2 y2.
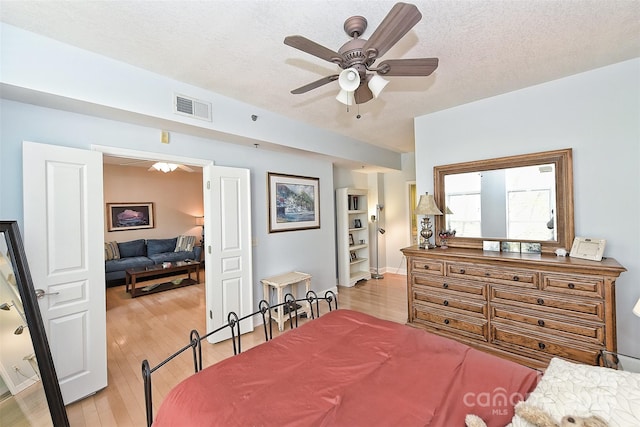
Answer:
413 275 486 298
490 286 604 322
490 303 604 345
410 258 444 276
541 273 604 298
447 262 537 288
414 304 488 341
491 323 601 365
413 287 487 317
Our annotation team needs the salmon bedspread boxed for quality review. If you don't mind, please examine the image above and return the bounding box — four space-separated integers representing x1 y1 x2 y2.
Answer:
153 309 539 426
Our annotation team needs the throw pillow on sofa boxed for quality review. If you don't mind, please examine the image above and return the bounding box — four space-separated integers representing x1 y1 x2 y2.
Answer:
104 241 120 260
175 235 196 252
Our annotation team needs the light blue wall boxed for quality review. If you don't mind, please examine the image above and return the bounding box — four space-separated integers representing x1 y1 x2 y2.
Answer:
415 58 640 358
0 99 338 304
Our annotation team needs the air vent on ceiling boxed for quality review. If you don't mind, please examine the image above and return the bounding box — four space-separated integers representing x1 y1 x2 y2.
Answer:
174 94 212 121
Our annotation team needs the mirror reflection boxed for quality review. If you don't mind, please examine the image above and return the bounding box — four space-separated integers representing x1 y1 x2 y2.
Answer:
444 163 556 241
434 148 574 254
0 222 68 426
0 231 53 425
0 231 52 425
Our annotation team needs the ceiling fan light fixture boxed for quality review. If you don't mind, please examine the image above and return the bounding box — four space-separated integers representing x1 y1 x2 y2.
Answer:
336 89 355 106
337 68 360 92
368 75 389 98
152 162 178 173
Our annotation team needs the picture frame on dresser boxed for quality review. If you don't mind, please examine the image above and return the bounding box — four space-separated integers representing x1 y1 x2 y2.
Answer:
570 237 606 261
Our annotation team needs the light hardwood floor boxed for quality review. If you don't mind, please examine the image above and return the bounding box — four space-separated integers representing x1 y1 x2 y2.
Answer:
3 272 407 426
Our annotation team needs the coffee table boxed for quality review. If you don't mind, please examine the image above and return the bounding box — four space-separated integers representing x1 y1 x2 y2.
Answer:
125 261 200 298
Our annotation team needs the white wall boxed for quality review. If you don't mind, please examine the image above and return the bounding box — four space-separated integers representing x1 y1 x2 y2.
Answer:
0 23 401 171
0 100 338 306
414 58 640 358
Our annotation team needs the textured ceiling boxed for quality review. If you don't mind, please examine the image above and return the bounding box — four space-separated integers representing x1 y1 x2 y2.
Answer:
1 1 638 154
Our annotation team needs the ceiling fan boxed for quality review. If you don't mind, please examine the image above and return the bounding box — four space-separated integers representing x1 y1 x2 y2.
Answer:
284 2 438 105
113 158 194 173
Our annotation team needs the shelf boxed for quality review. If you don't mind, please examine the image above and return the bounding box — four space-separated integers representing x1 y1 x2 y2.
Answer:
349 270 371 283
337 187 370 287
349 244 368 251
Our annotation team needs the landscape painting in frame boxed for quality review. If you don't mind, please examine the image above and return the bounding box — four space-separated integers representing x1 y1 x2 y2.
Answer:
268 173 320 232
107 202 155 231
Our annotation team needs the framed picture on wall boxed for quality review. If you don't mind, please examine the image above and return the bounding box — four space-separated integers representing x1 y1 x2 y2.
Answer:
267 172 320 233
107 202 155 231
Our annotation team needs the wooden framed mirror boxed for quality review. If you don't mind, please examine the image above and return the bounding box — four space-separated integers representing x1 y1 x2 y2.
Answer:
0 221 69 426
434 149 574 254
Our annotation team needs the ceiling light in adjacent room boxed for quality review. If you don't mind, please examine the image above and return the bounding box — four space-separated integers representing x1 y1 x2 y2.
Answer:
152 162 179 173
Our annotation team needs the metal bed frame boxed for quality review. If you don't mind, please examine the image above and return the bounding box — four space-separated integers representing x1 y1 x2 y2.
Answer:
141 290 338 427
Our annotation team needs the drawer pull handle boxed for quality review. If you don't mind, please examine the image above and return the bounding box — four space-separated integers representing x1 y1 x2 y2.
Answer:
513 276 520 281
443 283 449 289
538 342 546 350
444 319 450 325
537 319 545 327
443 300 449 306
423 265 430 270
459 269 466 274
537 298 545 305
568 283 575 289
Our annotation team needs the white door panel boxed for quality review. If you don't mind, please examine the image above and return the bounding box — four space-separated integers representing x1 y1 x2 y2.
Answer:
23 141 107 404
205 165 252 343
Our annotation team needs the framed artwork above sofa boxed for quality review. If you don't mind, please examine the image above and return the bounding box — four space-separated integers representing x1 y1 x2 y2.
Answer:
107 202 155 231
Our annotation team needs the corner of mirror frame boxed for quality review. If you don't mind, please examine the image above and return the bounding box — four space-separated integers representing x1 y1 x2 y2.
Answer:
0 221 70 426
433 148 574 255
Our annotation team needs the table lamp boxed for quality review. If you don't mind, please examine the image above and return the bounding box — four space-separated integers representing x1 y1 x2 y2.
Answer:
415 192 442 249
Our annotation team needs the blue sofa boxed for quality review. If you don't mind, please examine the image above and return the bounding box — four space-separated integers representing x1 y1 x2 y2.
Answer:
105 237 201 285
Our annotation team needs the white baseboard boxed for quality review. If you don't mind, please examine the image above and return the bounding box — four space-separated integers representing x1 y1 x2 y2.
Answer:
618 354 640 373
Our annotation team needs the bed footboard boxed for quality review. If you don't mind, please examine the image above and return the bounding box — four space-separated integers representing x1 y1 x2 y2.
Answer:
141 290 337 427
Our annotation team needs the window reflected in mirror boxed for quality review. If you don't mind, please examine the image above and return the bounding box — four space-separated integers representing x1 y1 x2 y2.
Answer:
434 149 574 254
444 164 556 241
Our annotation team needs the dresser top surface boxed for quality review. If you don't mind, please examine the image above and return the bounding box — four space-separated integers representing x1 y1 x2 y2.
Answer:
401 246 626 276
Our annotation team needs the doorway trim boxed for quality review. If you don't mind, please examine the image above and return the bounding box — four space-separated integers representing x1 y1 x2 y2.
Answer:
92 145 213 169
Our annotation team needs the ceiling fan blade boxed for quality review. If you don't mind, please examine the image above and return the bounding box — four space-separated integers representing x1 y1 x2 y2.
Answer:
178 165 195 173
284 35 343 65
377 58 439 76
362 3 422 60
354 83 373 104
291 75 339 94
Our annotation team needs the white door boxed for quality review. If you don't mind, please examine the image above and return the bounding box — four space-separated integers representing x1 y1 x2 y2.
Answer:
205 165 253 343
23 141 107 404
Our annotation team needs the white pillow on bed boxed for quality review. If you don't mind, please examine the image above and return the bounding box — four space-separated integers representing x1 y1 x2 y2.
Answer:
508 357 640 427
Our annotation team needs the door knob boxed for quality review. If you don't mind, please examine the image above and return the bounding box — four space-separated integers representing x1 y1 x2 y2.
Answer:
35 289 59 299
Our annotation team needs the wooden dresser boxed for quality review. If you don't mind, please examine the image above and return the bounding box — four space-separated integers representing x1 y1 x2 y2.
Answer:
401 246 626 370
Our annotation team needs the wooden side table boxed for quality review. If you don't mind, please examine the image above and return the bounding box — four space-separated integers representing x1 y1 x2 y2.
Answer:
261 271 312 331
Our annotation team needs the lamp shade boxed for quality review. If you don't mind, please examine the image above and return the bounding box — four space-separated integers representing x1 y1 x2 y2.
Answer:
415 193 443 215
368 75 389 98
336 89 355 106
338 68 360 92
634 297 640 317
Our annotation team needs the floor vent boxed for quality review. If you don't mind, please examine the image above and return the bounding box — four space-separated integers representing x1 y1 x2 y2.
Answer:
174 94 212 121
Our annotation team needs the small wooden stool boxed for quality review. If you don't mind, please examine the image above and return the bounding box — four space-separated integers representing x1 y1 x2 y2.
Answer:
261 271 312 331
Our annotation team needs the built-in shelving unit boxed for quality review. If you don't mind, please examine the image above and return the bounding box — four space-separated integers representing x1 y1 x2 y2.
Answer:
336 188 371 287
